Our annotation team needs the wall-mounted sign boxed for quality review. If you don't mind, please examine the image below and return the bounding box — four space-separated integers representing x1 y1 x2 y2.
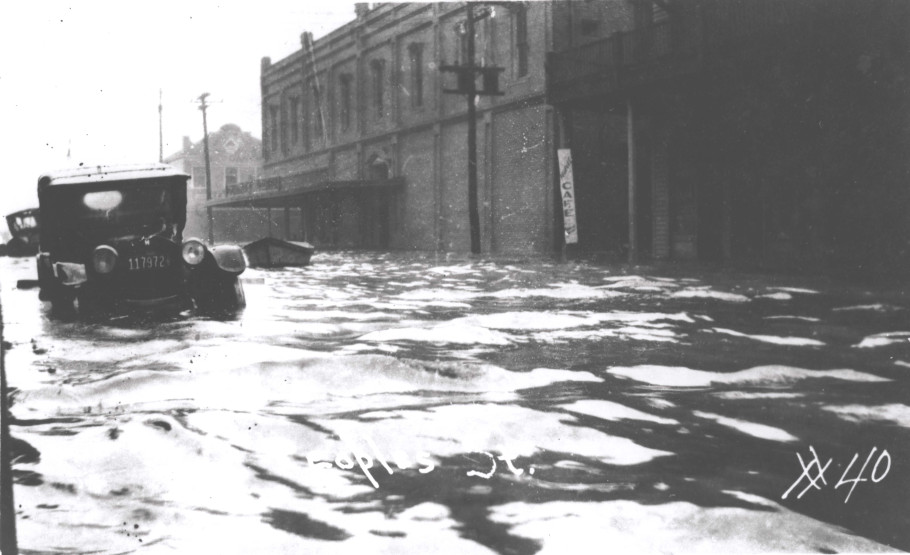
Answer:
558 149 578 245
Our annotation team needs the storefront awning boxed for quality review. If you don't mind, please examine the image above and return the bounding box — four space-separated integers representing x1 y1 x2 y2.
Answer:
205 177 405 209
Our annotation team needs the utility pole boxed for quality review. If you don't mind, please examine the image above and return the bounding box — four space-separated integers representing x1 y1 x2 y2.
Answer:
158 89 164 163
441 2 505 255
465 3 480 255
197 93 215 244
1 309 19 554
627 97 637 265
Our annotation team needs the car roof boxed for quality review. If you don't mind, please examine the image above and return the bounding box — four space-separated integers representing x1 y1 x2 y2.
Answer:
38 163 189 189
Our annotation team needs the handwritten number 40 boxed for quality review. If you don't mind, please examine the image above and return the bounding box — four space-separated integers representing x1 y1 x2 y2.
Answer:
782 446 891 503
835 447 891 503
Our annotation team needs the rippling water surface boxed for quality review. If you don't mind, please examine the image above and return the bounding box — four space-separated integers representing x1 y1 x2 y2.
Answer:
2 252 909 554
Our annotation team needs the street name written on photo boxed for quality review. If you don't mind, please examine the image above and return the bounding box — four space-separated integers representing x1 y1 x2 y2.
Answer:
305 436 536 489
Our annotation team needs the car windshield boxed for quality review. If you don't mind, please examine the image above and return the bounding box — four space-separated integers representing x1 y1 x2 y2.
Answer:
10 214 37 233
43 184 179 241
77 187 172 223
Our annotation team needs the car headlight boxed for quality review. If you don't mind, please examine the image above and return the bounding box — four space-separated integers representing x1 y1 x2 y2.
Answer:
181 239 206 265
92 245 118 274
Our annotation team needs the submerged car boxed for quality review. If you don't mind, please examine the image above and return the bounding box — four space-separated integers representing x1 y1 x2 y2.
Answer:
5 208 40 257
36 163 246 315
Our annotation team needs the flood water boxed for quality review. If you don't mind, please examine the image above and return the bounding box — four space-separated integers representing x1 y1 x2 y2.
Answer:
2 252 909 554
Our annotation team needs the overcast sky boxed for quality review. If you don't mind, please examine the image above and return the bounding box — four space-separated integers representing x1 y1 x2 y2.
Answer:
0 1 358 214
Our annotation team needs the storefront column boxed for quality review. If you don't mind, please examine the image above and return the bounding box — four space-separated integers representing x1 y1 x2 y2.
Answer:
652 124 670 260
627 97 638 264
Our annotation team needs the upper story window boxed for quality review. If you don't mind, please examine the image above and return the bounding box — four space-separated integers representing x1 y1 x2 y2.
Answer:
280 102 289 154
311 81 325 144
225 167 238 187
289 96 300 145
370 59 386 119
580 18 599 36
653 1 670 24
514 5 529 77
408 43 424 108
634 0 669 27
192 166 206 189
458 31 469 65
269 105 279 153
340 73 353 131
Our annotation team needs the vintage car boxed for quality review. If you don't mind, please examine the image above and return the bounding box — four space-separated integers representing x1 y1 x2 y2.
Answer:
36 163 246 315
5 208 41 257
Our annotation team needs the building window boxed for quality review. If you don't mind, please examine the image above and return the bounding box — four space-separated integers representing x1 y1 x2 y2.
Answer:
280 102 288 154
515 5 528 77
192 166 206 189
371 59 385 119
580 18 599 36
225 167 238 188
289 96 299 145
340 74 353 131
311 82 324 144
269 105 279 153
408 43 424 108
653 1 670 24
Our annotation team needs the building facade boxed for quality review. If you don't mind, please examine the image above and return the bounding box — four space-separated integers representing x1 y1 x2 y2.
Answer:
211 2 558 254
548 0 910 278
210 1 910 279
165 123 264 242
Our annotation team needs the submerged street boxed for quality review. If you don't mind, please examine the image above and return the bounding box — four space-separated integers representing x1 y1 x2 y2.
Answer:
2 252 909 554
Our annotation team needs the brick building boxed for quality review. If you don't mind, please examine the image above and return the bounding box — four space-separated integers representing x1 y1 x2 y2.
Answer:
210 2 557 254
548 0 910 278
209 1 910 278
165 123 264 242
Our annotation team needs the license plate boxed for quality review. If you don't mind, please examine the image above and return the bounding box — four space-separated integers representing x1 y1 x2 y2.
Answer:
127 254 170 271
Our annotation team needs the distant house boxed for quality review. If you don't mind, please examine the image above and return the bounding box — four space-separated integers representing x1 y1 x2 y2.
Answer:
165 123 263 241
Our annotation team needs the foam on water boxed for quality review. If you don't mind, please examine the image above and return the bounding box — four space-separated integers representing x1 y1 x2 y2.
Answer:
310 404 673 471
757 292 792 301
833 303 900 312
693 411 798 442
561 400 679 425
19 353 602 416
488 283 624 300
670 288 750 303
608 364 889 387
854 331 910 348
487 499 894 554
763 315 822 322
713 328 825 347
822 403 910 427
770 287 821 295
602 275 681 291
359 323 514 345
454 312 599 330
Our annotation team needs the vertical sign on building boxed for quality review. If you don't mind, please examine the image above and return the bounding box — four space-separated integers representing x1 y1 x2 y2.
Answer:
558 149 578 244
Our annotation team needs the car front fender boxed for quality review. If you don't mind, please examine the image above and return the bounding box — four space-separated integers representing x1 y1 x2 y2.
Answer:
209 244 246 275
